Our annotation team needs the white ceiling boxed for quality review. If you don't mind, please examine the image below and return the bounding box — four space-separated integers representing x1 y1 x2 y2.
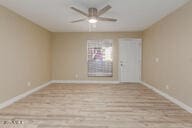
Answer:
0 0 189 32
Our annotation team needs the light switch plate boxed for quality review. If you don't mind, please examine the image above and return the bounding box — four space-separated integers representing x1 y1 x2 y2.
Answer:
155 57 159 63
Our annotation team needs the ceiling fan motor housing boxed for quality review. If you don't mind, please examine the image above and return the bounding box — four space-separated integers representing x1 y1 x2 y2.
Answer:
88 8 98 17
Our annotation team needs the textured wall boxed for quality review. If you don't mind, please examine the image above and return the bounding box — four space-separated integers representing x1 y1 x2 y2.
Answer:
0 6 51 103
142 1 192 107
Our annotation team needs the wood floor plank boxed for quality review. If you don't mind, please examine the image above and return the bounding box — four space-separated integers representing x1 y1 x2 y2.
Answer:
0 83 192 128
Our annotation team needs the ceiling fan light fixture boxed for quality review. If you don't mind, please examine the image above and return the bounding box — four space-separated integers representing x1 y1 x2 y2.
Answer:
88 18 98 24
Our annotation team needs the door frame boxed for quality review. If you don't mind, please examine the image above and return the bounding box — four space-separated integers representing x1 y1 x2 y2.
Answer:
118 38 142 82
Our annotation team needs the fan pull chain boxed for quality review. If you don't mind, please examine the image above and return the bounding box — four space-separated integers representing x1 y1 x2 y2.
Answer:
89 23 92 32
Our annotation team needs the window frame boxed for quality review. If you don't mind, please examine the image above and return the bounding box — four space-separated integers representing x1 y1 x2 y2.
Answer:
87 39 113 77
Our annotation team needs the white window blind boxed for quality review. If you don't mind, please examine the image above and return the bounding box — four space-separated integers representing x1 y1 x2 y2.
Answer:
87 40 113 77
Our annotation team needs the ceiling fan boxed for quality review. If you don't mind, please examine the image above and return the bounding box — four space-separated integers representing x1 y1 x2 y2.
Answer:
70 5 117 24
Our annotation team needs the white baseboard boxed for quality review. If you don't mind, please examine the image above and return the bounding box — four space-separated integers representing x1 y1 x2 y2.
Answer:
52 80 120 84
0 81 52 109
140 81 192 113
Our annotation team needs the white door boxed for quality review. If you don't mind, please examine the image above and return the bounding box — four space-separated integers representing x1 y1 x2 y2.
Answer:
119 38 142 83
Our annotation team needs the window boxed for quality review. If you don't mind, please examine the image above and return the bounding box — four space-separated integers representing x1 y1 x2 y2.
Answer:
87 40 113 77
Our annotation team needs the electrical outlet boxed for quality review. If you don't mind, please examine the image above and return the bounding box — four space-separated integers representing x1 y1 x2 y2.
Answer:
75 74 79 79
27 82 31 87
166 85 169 90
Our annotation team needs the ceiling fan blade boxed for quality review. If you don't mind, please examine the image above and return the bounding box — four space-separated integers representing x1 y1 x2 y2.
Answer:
70 7 88 17
98 17 117 22
98 5 112 16
70 19 87 23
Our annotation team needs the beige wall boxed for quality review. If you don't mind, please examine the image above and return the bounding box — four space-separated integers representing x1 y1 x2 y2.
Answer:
0 6 51 103
52 32 142 81
142 1 192 107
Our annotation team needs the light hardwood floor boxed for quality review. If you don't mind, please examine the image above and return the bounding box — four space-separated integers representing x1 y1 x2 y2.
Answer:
0 83 192 128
